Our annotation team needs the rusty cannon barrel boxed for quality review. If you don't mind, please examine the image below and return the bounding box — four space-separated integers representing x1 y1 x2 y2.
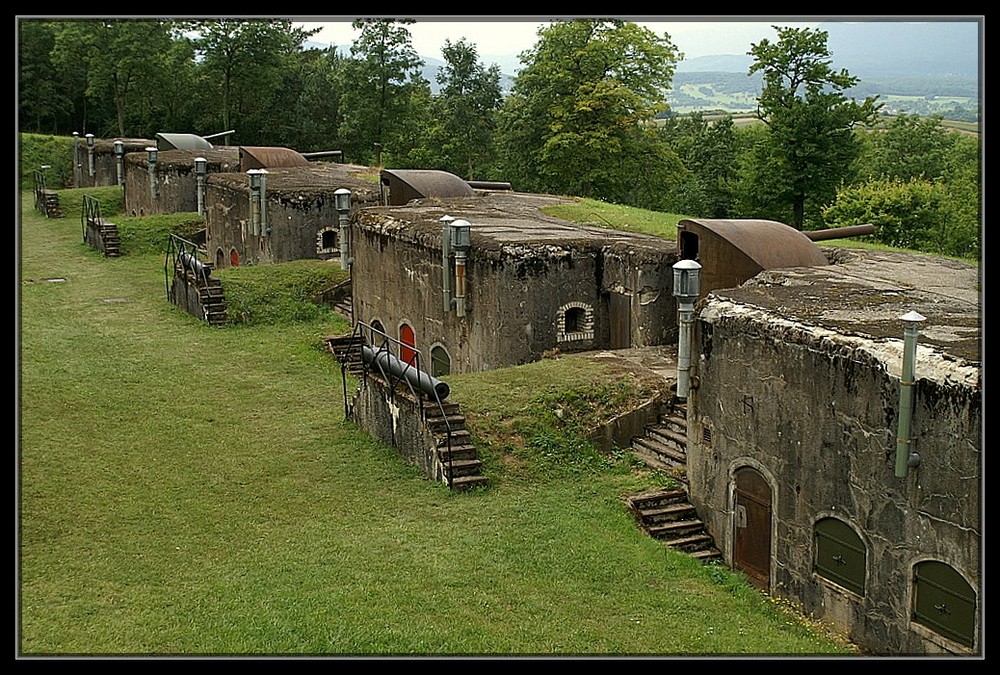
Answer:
361 345 450 401
467 180 513 191
804 224 876 242
178 251 211 277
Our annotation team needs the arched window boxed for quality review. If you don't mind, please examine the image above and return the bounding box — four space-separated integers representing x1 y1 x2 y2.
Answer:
229 248 240 267
369 320 387 348
912 560 976 648
431 346 451 377
215 247 225 270
556 302 594 343
317 227 339 254
814 517 866 595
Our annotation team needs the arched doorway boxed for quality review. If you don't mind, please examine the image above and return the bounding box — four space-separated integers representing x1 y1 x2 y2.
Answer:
733 466 772 591
399 323 416 367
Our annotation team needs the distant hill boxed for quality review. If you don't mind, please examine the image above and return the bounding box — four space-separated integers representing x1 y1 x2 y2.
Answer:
677 21 979 79
304 20 980 118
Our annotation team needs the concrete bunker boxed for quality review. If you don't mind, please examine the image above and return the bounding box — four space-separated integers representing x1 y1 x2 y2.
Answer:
348 191 681 375
685 250 981 655
204 161 381 269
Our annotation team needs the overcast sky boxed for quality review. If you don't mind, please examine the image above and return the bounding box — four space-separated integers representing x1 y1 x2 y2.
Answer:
295 16 827 63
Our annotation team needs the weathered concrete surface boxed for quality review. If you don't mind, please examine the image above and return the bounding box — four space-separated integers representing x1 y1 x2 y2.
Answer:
124 148 240 216
350 192 681 373
204 163 381 269
687 248 981 656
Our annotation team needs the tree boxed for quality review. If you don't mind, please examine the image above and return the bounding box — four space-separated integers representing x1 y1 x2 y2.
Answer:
188 19 318 143
337 19 427 165
748 26 881 229
430 38 503 179
495 20 682 204
18 20 73 134
658 112 738 217
858 114 959 182
51 19 178 137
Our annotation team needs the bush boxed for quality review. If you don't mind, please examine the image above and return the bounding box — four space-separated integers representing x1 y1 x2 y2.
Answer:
19 132 75 189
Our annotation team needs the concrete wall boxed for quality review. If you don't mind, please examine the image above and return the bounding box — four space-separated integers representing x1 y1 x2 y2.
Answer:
686 299 981 655
73 138 152 188
349 218 680 374
124 149 239 217
350 377 450 486
203 167 380 270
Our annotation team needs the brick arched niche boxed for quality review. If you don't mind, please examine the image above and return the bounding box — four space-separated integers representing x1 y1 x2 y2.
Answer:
316 226 339 255
556 301 594 343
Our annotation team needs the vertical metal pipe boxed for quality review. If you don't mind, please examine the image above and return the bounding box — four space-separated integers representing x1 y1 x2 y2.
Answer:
895 311 926 477
259 170 269 235
440 215 453 313
454 252 467 317
677 301 693 398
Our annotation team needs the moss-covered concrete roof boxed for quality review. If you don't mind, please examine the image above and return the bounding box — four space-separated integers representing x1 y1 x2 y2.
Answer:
353 192 678 257
704 248 981 379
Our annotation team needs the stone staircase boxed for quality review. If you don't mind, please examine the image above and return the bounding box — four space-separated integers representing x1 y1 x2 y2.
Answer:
199 278 227 326
325 334 364 375
331 293 352 321
625 487 723 564
325 333 488 491
96 219 122 257
625 398 722 564
630 400 689 484
424 402 489 491
39 190 62 218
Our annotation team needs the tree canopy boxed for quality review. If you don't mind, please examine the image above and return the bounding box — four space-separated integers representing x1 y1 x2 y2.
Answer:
746 25 882 229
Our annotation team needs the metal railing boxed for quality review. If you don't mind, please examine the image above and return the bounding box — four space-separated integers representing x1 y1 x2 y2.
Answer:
341 321 457 488
164 233 214 306
33 170 48 216
81 194 102 242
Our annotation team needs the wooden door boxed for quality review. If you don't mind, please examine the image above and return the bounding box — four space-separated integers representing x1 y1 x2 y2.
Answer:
609 292 631 349
733 466 772 591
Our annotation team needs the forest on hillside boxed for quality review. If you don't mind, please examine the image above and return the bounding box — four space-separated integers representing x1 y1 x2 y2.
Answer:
17 18 981 258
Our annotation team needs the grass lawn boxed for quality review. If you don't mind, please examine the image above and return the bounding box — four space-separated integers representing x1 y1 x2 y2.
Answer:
17 191 857 657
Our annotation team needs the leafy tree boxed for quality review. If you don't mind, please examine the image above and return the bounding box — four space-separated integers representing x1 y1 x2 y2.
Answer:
289 46 348 153
428 38 503 179
858 114 956 182
658 112 738 217
337 19 427 165
51 19 178 137
495 19 682 204
747 26 881 229
821 177 978 258
18 20 74 134
187 19 317 144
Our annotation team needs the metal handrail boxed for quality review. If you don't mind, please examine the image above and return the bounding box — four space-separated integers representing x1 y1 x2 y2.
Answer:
33 170 47 216
81 194 102 242
343 320 456 488
164 234 214 308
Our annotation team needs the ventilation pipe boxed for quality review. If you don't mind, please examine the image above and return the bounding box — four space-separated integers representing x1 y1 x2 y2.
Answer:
334 188 352 270
85 133 95 177
114 140 125 185
673 259 702 400
146 146 159 199
895 310 926 478
194 157 207 216
248 169 269 236
248 170 262 235
440 215 454 312
450 219 471 318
